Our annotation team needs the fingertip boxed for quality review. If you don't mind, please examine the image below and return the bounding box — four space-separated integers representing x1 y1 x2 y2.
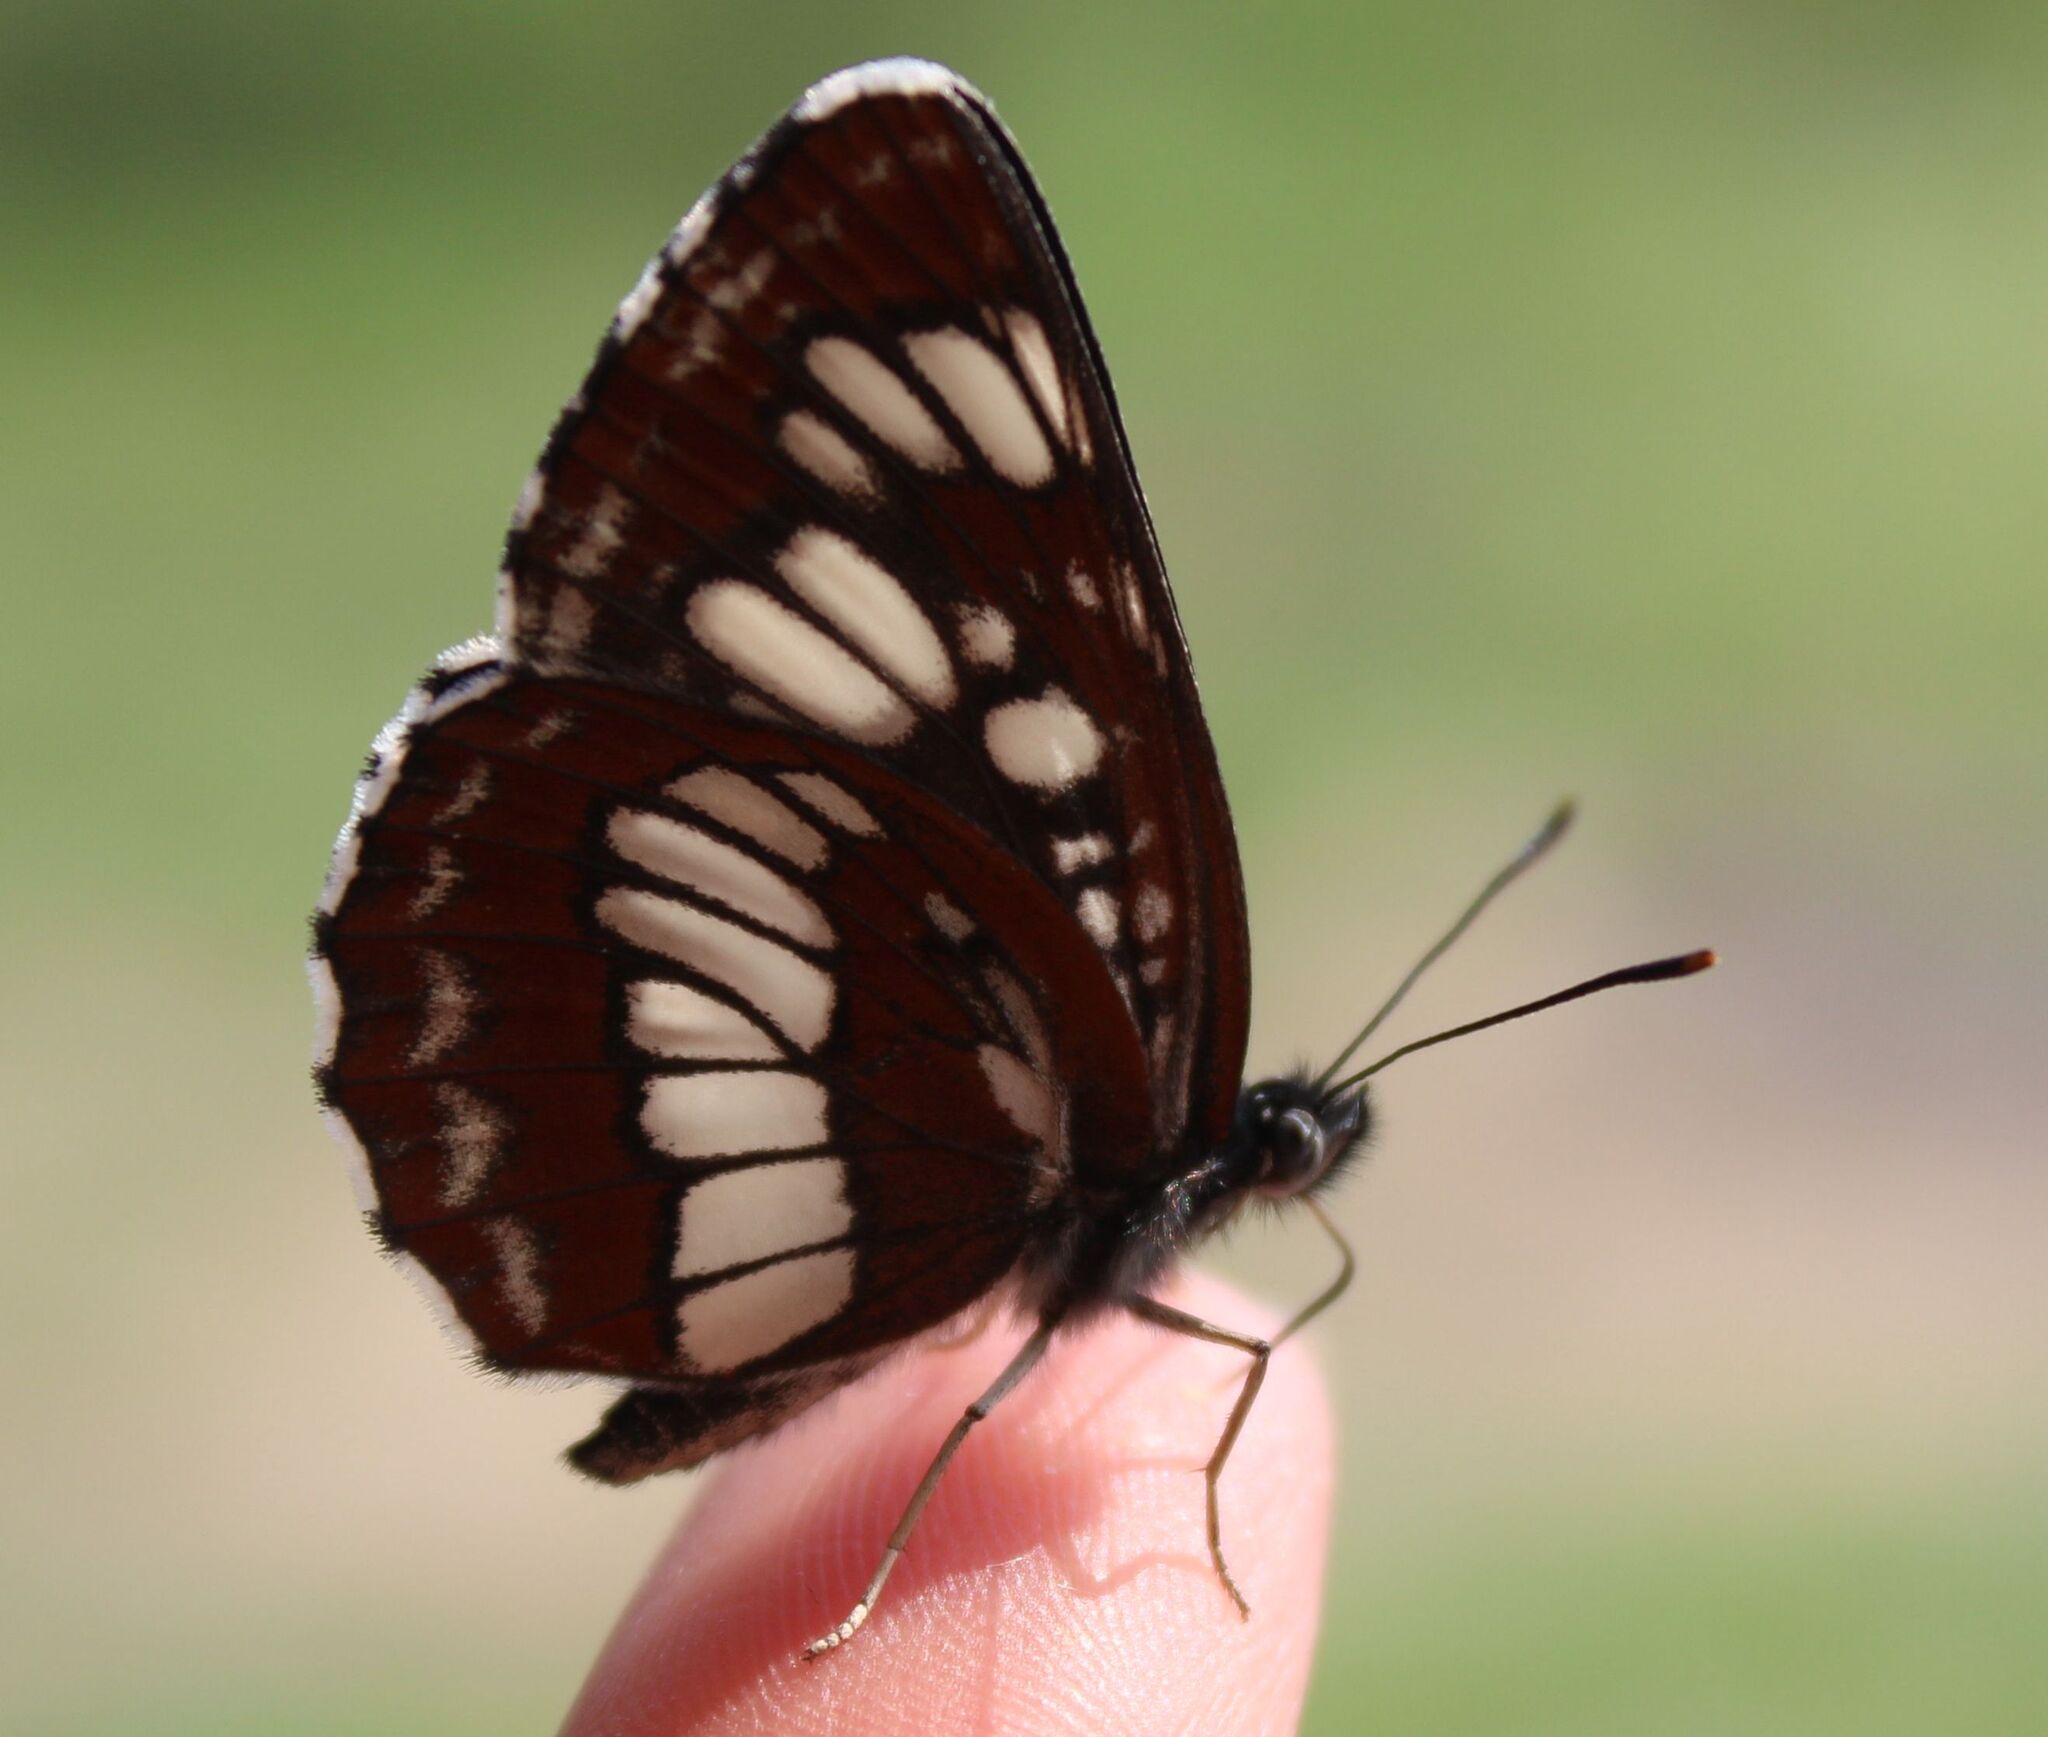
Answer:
564 1274 1333 1736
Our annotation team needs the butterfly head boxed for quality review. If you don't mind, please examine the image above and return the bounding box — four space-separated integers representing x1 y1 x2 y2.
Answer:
1232 1074 1371 1200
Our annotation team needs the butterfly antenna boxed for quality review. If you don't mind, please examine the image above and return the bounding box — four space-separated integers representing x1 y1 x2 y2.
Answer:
1311 799 1577 1096
1320 949 1716 1097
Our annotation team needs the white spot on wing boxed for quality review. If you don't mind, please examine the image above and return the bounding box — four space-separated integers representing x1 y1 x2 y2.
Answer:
641 1070 829 1160
667 308 724 382
597 888 835 1050
978 1045 1068 1201
1051 833 1112 876
678 1248 855 1372
980 965 1052 1071
984 688 1105 792
484 1218 547 1336
673 1158 852 1278
560 485 630 579
626 979 783 1061
688 580 914 745
1002 309 1072 449
1134 883 1172 944
979 1046 1059 1149
522 708 574 748
954 601 1015 669
779 410 879 499
608 808 832 947
665 767 826 869
434 1082 508 1208
1066 566 1102 610
784 206 844 251
1119 560 1150 644
1150 1010 1178 1079
925 893 974 942
406 843 462 921
776 528 956 707
432 763 493 825
707 248 774 314
408 949 477 1066
806 337 959 471
537 584 597 662
777 771 883 837
1076 887 1121 950
905 326 1055 486
1069 390 1095 467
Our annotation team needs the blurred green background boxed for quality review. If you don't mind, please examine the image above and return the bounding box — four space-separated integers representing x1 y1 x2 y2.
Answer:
6 1 2044 1731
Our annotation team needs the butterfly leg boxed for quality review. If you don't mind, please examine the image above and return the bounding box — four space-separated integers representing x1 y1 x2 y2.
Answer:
1272 1195 1356 1350
804 1315 1060 1659
1125 1294 1270 1619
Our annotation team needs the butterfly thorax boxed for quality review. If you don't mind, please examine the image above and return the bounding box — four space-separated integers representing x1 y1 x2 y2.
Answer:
1046 1076 1370 1313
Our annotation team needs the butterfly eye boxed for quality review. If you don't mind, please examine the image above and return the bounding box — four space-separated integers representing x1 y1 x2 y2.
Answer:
1261 1106 1326 1194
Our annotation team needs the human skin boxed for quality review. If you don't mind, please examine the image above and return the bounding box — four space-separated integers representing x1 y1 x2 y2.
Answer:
561 1271 1334 1736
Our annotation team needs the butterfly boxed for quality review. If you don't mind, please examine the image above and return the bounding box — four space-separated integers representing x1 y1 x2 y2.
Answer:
312 58 1711 1656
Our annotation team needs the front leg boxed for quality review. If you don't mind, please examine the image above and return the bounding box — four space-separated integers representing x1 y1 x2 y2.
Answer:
1125 1293 1271 1618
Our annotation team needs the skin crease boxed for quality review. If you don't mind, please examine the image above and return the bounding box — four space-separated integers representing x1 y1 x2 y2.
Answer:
562 1272 1333 1736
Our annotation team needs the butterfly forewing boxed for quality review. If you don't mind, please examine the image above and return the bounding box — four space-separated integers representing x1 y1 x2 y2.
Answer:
316 61 1250 1435
499 61 1248 1155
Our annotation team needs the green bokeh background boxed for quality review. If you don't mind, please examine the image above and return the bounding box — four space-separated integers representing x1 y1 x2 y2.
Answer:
7 3 2043 1731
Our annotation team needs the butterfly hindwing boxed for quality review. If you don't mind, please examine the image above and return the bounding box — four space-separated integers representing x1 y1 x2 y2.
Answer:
315 657 1154 1386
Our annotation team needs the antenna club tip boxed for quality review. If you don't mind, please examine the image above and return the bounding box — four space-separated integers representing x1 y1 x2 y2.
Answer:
1680 948 1718 974
1519 798 1577 864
